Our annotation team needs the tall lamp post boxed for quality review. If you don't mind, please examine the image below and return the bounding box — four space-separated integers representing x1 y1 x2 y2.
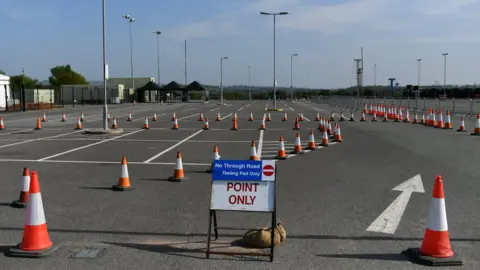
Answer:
373 64 376 100
260 11 289 110
290 53 299 100
122 14 135 97
220 57 228 104
441 53 448 98
102 0 108 130
248 65 252 100
153 31 161 102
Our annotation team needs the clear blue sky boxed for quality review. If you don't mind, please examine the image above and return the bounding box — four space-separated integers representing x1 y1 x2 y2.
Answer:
1 0 480 88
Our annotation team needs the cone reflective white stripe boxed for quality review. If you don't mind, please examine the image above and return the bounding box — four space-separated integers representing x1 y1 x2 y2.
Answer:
234 112 238 120
426 197 448 232
279 139 285 151
295 134 301 146
153 113 157 120
328 122 332 133
120 163 129 179
249 141 258 160
172 112 176 120
26 193 46 226
108 112 111 120
175 156 184 170
22 174 30 193
213 149 221 160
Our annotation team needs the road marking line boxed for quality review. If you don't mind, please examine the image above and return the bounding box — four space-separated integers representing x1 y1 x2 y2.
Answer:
257 129 264 159
178 113 200 120
0 130 85 149
181 108 197 112
209 107 221 111
289 107 295 111
237 107 244 111
220 113 232 120
37 130 145 161
143 129 204 163
0 159 209 166
0 129 34 136
131 113 167 122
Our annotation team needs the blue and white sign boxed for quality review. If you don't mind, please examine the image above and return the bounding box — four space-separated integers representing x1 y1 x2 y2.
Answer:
210 160 276 212
212 160 276 182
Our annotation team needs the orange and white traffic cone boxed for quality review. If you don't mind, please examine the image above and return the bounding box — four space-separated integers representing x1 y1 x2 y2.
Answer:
112 157 132 191
108 112 111 121
133 100 136 106
172 117 179 130
443 111 452 129
152 113 157 121
382 111 389 122
371 111 377 122
292 133 303 154
457 117 466 132
231 118 238 130
329 112 335 121
198 112 204 121
436 110 444 128
171 112 176 121
248 112 254 121
360 112 366 122
0 117 4 129
327 121 333 136
431 111 437 127
168 151 188 181
233 112 238 121
422 112 427 125
61 112 66 122
203 118 210 130
276 137 287 160
404 109 411 123
127 112 132 121
471 113 480 135
320 128 329 147
205 145 221 173
249 141 259 160
404 175 463 266
111 117 118 129
143 117 149 129
11 168 30 208
299 113 305 121
293 117 300 130
315 112 321 121
80 112 85 122
259 117 266 130
413 113 419 124
282 112 288 121
75 117 83 130
8 171 55 257
306 129 316 150
349 111 355 122
42 112 47 122
216 112 221 121
339 112 345 121
334 124 343 142
266 112 272 121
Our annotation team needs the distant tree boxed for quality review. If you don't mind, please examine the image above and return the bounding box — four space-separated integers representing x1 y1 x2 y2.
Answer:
48 65 89 88
0 69 5 75
10 74 41 90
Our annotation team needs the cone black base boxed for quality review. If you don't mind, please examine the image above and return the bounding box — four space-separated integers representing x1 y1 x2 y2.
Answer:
306 147 316 151
403 248 462 266
371 120 377 122
11 200 27 208
320 144 329 147
75 127 82 130
457 130 466 132
172 127 179 130
334 140 343 143
112 185 134 191
290 151 305 154
292 128 300 130
168 176 189 182
349 119 355 122
35 128 42 130
470 133 479 136
7 245 57 258
329 118 334 121
360 119 366 122
231 128 238 131
203 128 209 130
339 118 345 121
205 168 213 173
275 156 287 160
61 120 66 122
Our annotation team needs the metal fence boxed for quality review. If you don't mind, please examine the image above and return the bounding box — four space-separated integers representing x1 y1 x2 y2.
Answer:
315 96 480 117
5 86 61 112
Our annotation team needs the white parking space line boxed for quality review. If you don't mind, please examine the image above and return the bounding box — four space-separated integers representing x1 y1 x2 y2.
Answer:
0 129 34 136
178 113 200 120
0 130 85 149
37 129 145 161
289 107 295 111
257 129 264 159
237 107 244 111
143 129 204 163
220 113 232 120
131 113 167 122
181 108 197 112
209 107 221 111
0 159 209 166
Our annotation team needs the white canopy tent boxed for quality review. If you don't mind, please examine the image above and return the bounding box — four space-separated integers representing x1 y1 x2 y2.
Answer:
0 74 11 108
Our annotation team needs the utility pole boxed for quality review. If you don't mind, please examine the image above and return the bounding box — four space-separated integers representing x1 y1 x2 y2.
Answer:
290 53 299 100
21 68 26 112
248 65 252 100
373 64 376 100
184 40 188 86
354 47 363 109
442 53 448 98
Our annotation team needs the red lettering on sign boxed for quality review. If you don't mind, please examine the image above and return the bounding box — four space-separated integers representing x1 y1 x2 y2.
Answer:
226 182 259 192
228 195 257 205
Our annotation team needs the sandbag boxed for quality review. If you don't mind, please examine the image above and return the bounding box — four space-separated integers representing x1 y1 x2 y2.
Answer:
241 222 286 248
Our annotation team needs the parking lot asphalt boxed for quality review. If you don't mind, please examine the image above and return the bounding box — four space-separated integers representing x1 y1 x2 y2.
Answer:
0 99 478 269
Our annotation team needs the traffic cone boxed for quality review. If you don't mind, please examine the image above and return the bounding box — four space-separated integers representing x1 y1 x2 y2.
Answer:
371 111 377 122
259 117 266 130
327 121 333 136
471 113 480 135
172 117 179 130
205 145 221 173
75 117 83 130
111 117 118 129
282 112 288 121
127 112 132 121
299 113 304 121
276 137 287 160
108 112 111 121
11 168 30 208
143 117 149 129
80 112 85 122
293 117 300 130
320 128 329 146
112 157 133 191
168 152 188 181
436 111 444 128
0 117 4 129
443 111 452 129
431 112 437 127
306 129 316 150
171 112 176 121
231 118 238 130
7 171 55 258
152 113 157 121
249 141 259 160
266 112 272 121
334 124 343 142
404 109 411 123
203 118 210 130
457 117 466 132
421 112 426 125
404 175 463 266
413 113 419 124
314 112 320 121
233 112 238 121
198 112 204 121
360 112 366 121
61 112 66 122
339 112 345 121
41 112 47 122
349 111 355 122
382 111 389 122
292 133 303 154
329 112 335 121
216 112 221 121
133 100 136 106
248 112 254 121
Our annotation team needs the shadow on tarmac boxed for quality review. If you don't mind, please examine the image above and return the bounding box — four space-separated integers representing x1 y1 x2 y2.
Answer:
317 253 410 262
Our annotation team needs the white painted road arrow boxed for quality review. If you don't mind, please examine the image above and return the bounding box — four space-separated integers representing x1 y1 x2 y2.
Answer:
366 174 425 234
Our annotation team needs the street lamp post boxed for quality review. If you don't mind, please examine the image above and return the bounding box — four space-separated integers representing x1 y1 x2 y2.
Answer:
290 53 299 100
220 57 228 105
153 31 161 102
122 14 135 99
248 65 252 100
373 64 376 101
102 0 108 130
260 11 289 110
441 53 448 98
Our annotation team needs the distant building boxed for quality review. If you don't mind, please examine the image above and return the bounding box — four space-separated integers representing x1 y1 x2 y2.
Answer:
108 77 155 90
0 74 12 108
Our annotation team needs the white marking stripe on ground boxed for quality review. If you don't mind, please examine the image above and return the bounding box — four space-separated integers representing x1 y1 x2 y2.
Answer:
143 129 204 163
0 159 209 166
0 130 85 149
